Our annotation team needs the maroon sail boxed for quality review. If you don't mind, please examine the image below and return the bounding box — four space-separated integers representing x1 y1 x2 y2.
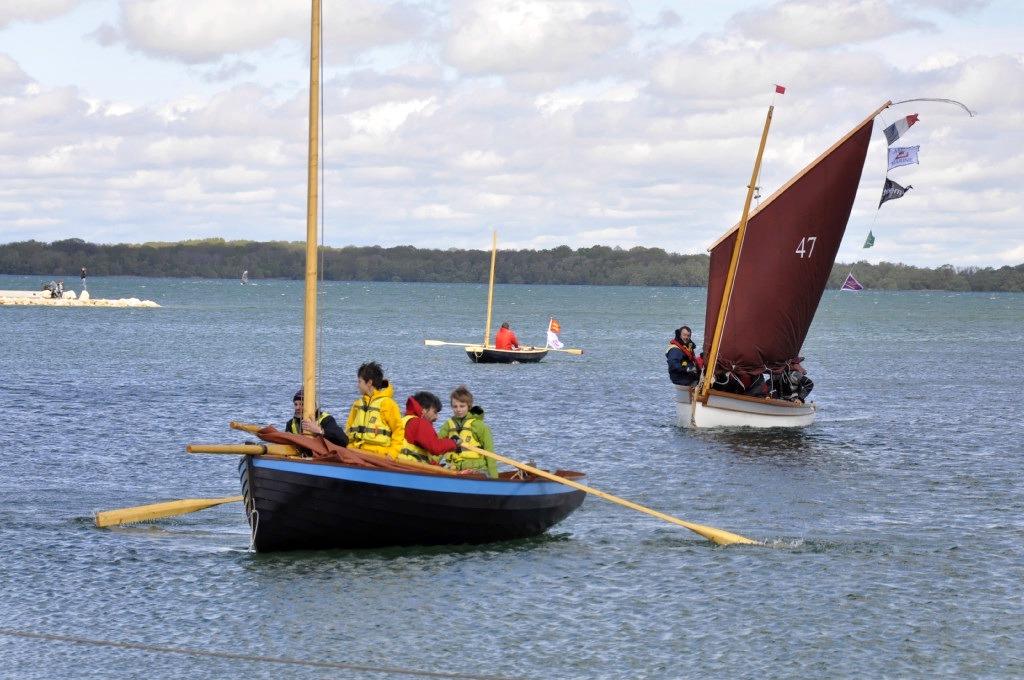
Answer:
703 111 877 376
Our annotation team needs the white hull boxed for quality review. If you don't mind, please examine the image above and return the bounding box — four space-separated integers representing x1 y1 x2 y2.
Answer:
676 386 815 428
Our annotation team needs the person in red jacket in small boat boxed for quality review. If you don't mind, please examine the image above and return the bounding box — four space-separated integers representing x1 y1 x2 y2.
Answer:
495 321 520 350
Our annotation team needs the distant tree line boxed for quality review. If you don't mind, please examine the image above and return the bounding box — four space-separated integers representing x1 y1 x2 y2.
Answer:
1 238 1022 292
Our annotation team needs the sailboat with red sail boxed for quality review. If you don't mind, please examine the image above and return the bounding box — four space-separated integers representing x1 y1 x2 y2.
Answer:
678 99 893 428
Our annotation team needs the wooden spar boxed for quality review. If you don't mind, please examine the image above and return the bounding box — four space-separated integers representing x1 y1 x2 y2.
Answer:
461 444 756 546
96 496 244 528
697 105 775 403
301 0 321 421
187 443 300 456
483 230 497 348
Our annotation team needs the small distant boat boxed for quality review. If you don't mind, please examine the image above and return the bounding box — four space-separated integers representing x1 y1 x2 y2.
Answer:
425 231 581 363
467 232 546 363
241 270 250 285
841 272 864 291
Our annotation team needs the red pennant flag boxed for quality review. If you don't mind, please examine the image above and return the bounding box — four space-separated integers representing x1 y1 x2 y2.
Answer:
549 318 561 334
775 84 786 94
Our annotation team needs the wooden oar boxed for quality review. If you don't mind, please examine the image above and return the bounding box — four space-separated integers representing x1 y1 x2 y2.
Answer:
187 443 300 456
461 444 757 546
544 347 583 355
95 496 243 528
424 339 479 347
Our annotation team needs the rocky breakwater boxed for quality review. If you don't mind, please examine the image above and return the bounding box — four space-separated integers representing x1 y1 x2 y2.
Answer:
0 290 160 307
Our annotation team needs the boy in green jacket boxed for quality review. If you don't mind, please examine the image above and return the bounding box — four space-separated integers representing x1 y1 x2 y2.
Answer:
438 385 498 478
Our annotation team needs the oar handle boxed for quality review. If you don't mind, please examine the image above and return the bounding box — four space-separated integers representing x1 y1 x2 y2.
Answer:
461 444 757 546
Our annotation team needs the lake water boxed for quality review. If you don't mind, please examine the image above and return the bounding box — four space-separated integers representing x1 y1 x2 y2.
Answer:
1 274 1022 679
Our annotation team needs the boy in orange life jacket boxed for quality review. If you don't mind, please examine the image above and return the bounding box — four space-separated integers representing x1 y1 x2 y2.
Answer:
344 361 404 459
399 391 459 465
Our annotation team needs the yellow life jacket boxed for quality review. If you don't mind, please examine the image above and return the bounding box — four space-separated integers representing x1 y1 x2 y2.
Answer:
398 414 432 463
347 395 393 448
287 411 331 435
443 416 480 448
444 415 488 465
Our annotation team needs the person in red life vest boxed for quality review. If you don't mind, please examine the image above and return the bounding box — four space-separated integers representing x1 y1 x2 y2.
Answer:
286 389 349 447
495 321 520 350
398 391 459 465
666 326 700 386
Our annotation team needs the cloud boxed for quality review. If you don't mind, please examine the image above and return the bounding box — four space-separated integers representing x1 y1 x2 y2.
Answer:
0 0 1020 267
105 0 426 65
0 0 87 29
733 0 933 49
442 0 631 87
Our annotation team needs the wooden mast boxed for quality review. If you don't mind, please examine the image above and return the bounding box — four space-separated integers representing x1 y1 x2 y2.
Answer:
697 104 774 403
301 0 321 421
483 230 497 348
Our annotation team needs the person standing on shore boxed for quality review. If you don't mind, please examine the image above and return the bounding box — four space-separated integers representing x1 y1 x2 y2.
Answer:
81 266 87 291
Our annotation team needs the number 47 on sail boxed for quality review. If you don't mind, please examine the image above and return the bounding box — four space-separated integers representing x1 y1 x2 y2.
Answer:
795 236 817 258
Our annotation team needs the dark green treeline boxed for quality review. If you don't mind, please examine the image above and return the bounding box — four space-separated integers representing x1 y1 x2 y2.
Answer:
1 238 1022 291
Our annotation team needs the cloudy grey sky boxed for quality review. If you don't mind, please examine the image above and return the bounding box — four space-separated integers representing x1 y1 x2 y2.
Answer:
1 0 1020 267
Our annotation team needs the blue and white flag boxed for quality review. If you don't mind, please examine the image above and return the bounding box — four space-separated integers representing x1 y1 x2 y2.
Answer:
887 145 920 171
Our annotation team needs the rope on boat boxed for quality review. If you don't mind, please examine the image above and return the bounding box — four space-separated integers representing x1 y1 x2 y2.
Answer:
0 628 515 679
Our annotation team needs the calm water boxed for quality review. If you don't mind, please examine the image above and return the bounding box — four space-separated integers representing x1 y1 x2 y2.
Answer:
1 275 1022 679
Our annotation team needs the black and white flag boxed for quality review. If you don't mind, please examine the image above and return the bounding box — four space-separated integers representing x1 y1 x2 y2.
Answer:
879 178 913 208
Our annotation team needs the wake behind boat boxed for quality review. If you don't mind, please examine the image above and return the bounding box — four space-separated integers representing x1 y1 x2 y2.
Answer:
682 98 893 429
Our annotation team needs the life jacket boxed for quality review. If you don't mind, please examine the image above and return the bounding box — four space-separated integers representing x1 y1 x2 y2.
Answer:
442 415 482 449
347 395 394 448
287 411 331 435
442 414 494 472
398 414 440 464
666 339 698 367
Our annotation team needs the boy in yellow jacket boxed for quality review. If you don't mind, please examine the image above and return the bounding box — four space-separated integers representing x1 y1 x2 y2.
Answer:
345 361 404 459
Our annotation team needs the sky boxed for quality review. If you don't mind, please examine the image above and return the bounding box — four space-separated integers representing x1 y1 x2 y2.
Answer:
1 0 1021 268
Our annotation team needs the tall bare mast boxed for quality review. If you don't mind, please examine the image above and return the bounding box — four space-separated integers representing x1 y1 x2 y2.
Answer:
302 0 321 420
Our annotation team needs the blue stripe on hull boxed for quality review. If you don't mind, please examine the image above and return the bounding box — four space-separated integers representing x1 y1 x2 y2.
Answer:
254 456 577 497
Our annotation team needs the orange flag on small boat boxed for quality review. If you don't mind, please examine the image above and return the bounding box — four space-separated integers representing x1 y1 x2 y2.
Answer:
547 318 563 349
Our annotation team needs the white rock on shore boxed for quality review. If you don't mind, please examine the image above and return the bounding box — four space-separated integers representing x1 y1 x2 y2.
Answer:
0 290 160 307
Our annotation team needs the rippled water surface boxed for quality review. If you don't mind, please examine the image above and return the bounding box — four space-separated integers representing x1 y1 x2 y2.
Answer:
2 275 1022 678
